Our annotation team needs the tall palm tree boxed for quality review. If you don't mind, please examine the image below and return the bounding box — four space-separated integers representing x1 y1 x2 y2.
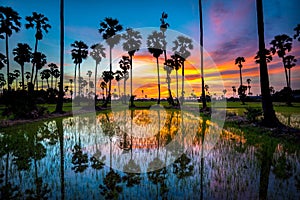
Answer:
114 70 123 98
122 28 142 107
172 35 193 104
119 55 130 103
31 52 47 90
246 78 251 95
269 34 293 88
42 69 51 89
25 12 51 83
283 55 297 89
100 81 107 100
86 70 92 93
99 17 123 106
199 0 207 109
53 69 60 89
235 57 245 87
160 12 174 105
40 70 46 90
13 69 20 90
0 6 21 91
25 72 31 86
0 53 6 70
48 63 58 89
90 43 106 106
255 0 279 127
13 43 32 90
55 0 64 113
147 31 166 104
71 40 88 98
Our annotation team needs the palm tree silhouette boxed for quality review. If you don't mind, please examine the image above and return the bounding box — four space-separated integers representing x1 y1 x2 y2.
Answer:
100 81 107 100
235 57 245 87
0 53 6 71
48 63 58 89
86 70 92 93
232 86 236 98
0 6 21 91
114 70 123 99
25 72 31 87
147 31 166 104
13 43 32 90
42 69 51 89
255 49 272 64
71 40 88 98
270 34 293 88
102 71 114 100
40 70 46 90
0 73 6 93
31 52 47 90
255 0 279 127
25 12 51 83
13 69 20 90
90 43 106 106
172 36 193 104
53 69 60 90
283 55 297 89
99 17 123 107
119 55 131 103
122 28 142 107
199 0 207 110
246 78 252 95
294 24 300 41
55 0 64 113
69 79 73 98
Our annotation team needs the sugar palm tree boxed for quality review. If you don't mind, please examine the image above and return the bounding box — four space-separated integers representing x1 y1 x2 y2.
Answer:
53 69 60 89
172 35 193 104
147 31 166 104
255 49 273 64
235 57 245 87
232 86 236 97
48 63 58 89
13 43 32 90
55 0 65 113
86 70 92 93
25 72 31 86
99 17 123 106
114 70 123 98
71 40 88 97
168 54 182 101
246 78 251 95
119 55 130 103
100 81 107 100
40 70 46 90
270 34 293 88
294 24 300 42
122 28 142 107
255 0 279 127
25 12 51 83
31 52 47 90
13 69 20 90
69 79 73 98
283 55 297 89
42 69 51 89
0 6 21 91
90 43 106 105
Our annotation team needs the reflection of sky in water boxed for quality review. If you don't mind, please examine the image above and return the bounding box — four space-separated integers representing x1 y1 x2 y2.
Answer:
0 110 299 199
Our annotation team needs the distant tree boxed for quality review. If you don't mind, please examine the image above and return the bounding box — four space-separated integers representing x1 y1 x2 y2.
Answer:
13 43 32 90
0 73 6 93
119 56 130 103
25 12 51 83
31 52 47 90
235 57 245 87
269 86 275 95
147 31 166 104
99 17 123 106
114 70 123 98
69 79 73 98
100 81 107 100
122 28 142 107
293 24 300 42
53 69 60 89
71 40 88 97
48 63 58 89
283 55 297 89
13 69 20 90
42 69 51 88
25 72 31 86
172 36 193 104
40 70 46 90
232 86 236 97
102 71 114 100
270 34 293 88
222 89 227 97
86 70 92 93
246 78 252 95
90 43 106 106
0 6 21 91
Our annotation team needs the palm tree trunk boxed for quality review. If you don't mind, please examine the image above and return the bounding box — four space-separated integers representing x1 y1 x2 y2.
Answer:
124 78 127 104
78 63 81 97
94 63 98 106
41 79 44 90
21 64 25 90
239 67 243 86
35 69 39 90
47 79 50 89
181 62 185 104
288 68 291 88
5 33 10 91
176 70 179 100
199 0 207 109
74 64 77 98
256 0 279 127
51 74 53 89
108 46 113 105
282 58 289 88
156 57 161 104
31 38 39 83
130 55 134 107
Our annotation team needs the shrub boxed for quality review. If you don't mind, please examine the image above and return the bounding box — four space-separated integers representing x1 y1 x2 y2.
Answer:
244 107 262 122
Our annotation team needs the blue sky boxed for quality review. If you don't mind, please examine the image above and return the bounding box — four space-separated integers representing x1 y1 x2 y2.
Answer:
1 0 300 96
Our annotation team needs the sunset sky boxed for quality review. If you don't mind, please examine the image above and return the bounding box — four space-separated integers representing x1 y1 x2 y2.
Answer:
1 0 299 98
